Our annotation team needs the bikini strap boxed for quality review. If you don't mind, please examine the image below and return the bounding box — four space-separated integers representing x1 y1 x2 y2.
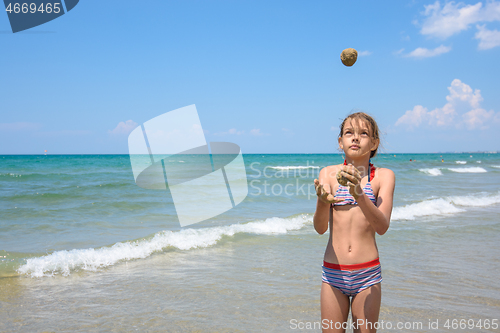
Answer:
369 159 375 182
370 163 375 181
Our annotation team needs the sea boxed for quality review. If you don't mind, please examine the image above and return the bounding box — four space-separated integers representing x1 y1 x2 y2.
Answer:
1 153 499 332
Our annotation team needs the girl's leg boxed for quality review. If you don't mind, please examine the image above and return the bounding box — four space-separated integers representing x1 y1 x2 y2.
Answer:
350 283 381 333
321 282 350 333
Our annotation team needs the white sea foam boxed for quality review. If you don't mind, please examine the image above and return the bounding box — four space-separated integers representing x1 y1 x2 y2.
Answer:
447 193 500 207
17 215 311 278
269 166 319 170
455 161 467 164
491 165 500 169
392 198 465 221
0 173 22 177
392 192 500 221
476 161 481 163
447 167 487 173
418 168 442 176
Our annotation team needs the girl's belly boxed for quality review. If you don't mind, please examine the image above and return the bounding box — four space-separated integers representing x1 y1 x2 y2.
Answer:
324 207 379 264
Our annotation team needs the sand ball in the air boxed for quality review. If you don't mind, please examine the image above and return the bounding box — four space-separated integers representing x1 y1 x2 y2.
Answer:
340 48 358 67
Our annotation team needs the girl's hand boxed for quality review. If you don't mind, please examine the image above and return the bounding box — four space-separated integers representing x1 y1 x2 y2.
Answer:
314 179 344 204
338 164 364 199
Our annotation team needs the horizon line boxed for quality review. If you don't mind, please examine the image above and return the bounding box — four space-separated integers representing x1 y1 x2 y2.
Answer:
0 151 498 156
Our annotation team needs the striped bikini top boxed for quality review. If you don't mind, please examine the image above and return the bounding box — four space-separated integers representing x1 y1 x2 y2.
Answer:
332 161 377 206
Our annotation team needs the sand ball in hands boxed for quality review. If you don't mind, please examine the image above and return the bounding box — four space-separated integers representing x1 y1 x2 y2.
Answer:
336 170 350 186
340 48 358 67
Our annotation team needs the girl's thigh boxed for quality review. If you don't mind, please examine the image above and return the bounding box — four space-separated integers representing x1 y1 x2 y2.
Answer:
321 282 350 333
350 283 382 333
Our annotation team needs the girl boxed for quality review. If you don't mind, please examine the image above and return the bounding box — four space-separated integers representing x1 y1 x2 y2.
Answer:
313 112 395 333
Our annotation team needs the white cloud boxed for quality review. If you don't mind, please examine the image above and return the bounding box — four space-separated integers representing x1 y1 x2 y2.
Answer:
396 79 498 130
446 78 483 108
228 128 244 135
395 105 429 128
214 128 244 136
417 1 500 49
428 100 457 126
475 24 500 49
213 128 269 136
404 45 451 58
109 120 138 135
394 48 406 55
419 1 484 39
462 108 495 129
250 128 266 136
358 50 372 56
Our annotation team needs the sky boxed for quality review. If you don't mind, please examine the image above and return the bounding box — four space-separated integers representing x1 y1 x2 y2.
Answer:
1 0 500 154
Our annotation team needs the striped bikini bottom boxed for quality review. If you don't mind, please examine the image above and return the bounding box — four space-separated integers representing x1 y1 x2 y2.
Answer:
322 258 382 297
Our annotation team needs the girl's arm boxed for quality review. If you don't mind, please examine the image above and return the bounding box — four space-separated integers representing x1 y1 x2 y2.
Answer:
313 197 330 235
313 167 344 235
353 168 395 235
313 167 330 234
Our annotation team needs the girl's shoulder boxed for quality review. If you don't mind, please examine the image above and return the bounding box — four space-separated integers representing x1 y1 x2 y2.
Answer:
318 164 343 181
322 164 343 172
373 166 395 182
322 163 343 170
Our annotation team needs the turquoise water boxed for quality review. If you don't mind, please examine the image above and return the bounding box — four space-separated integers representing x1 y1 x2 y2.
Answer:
1 153 500 332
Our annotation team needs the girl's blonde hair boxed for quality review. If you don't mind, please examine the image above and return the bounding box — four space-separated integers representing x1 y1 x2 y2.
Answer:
339 112 380 158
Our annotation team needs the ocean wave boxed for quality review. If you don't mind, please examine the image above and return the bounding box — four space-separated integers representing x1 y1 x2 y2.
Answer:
455 161 467 164
0 173 23 177
17 215 311 278
447 167 487 173
491 165 500 169
0 171 125 179
392 198 464 221
418 168 442 176
392 192 500 221
269 166 320 170
447 193 500 207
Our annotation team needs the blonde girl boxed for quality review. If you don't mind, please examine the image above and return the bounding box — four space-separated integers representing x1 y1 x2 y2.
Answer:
313 112 395 333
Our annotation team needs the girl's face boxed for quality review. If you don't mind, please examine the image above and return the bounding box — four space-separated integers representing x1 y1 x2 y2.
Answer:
338 119 379 159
